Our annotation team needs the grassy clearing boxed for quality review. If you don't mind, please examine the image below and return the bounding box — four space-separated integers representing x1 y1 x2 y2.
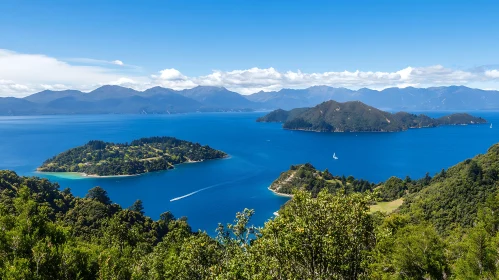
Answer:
370 198 404 213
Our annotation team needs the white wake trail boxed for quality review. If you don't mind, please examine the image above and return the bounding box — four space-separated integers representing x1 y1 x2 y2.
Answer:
169 186 215 202
169 172 262 202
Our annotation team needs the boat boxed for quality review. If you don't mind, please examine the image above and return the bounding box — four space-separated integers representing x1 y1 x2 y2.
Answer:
491 123 493 129
333 153 338 160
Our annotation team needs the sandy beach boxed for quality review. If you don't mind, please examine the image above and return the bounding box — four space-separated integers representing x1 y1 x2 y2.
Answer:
268 186 294 198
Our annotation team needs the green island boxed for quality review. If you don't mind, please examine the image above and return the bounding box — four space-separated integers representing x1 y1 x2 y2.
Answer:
2 143 499 278
37 137 227 176
257 100 487 132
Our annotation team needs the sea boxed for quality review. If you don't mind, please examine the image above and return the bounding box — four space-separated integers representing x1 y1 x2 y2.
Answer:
0 112 498 235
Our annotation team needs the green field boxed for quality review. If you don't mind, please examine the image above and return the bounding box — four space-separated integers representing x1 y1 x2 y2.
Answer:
370 198 404 213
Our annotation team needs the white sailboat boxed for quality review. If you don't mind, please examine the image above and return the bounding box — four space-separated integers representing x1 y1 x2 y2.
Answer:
333 153 338 160
491 123 493 129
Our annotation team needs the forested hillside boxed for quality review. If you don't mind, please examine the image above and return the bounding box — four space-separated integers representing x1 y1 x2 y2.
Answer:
400 143 499 231
38 137 227 176
269 163 376 196
269 163 430 202
3 143 499 278
257 100 487 132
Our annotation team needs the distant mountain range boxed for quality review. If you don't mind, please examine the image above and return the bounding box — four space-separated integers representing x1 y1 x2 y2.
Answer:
1 85 499 115
247 86 499 111
257 100 487 132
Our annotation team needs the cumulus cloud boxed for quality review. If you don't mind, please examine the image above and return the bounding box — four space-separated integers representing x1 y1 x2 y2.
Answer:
485 70 499 78
112 60 124 66
1 49 499 97
150 65 493 94
150 68 199 90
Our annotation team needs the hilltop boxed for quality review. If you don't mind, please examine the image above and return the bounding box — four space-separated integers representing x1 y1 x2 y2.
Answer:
257 100 486 132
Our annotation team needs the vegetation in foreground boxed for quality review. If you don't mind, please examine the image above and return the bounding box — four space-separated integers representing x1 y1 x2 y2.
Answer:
257 100 487 132
38 137 227 176
2 143 499 279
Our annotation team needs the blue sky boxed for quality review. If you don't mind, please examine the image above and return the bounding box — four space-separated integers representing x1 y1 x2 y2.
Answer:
1 0 499 96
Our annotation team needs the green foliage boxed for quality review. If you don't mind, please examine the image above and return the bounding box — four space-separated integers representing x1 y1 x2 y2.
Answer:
38 136 227 176
251 190 376 279
270 163 426 203
391 224 448 279
85 186 111 204
401 145 499 231
452 224 498 279
379 176 406 201
270 163 376 197
129 199 145 215
0 171 181 279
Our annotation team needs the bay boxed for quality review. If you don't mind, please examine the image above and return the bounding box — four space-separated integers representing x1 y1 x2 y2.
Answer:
0 112 497 234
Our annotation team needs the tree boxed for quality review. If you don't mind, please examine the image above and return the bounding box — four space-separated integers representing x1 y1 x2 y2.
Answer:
249 190 375 279
129 199 144 215
391 224 448 279
85 186 112 205
453 225 497 279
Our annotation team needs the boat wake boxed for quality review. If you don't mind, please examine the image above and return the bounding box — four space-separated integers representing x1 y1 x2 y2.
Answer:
169 173 261 202
169 186 215 202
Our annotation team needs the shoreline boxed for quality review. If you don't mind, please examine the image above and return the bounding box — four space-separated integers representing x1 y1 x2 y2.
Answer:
35 155 231 179
35 171 139 179
268 186 294 198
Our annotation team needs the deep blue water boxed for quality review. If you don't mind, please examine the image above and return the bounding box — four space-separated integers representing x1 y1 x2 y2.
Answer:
0 112 498 234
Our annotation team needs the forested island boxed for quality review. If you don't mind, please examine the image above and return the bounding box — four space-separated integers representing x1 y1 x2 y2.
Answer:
3 142 499 278
257 100 487 132
38 137 227 176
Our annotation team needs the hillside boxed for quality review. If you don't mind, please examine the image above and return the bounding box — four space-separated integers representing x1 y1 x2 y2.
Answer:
399 143 499 231
257 100 486 132
38 137 227 176
268 163 428 202
269 163 375 197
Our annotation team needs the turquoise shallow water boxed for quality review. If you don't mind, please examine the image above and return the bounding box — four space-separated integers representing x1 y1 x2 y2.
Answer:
0 112 498 234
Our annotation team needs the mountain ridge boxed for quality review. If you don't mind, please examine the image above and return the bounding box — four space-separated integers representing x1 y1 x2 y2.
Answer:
1 85 499 115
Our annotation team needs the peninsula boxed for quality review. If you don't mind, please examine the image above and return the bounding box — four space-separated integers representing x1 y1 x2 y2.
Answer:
38 137 227 176
257 100 487 132
269 163 377 198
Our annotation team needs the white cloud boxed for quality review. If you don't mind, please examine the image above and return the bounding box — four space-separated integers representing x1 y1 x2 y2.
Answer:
0 49 148 97
1 49 499 97
112 60 124 66
485 70 499 78
67 57 128 67
151 65 491 94
150 68 198 90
